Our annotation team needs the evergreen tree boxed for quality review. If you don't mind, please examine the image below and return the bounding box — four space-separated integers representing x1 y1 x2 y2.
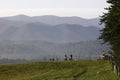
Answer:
100 0 120 57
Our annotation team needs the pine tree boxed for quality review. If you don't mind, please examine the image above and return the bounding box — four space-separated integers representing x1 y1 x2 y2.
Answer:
100 0 120 57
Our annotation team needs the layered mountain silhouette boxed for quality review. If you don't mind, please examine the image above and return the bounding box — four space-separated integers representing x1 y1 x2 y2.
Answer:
3 14 103 27
0 15 102 43
0 15 108 60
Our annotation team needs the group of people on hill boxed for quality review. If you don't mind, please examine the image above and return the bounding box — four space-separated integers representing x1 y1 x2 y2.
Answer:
64 54 73 61
49 51 110 61
49 54 73 61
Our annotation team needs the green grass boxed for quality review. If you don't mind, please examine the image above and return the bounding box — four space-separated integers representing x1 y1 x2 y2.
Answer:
0 60 120 80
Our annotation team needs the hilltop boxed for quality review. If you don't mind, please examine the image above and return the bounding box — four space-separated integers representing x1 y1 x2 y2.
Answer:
0 60 119 80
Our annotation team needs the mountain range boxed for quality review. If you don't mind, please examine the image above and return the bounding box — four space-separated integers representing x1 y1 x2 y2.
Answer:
0 15 102 43
0 15 108 60
3 15 103 27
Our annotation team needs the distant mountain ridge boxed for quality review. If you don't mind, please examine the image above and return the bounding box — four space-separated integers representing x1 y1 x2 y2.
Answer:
0 17 101 43
2 15 103 28
0 15 108 60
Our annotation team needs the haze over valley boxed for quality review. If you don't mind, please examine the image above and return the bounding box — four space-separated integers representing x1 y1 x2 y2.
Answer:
0 15 109 62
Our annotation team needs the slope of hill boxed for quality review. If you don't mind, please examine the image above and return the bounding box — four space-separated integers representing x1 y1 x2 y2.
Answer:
0 60 118 80
2 15 103 27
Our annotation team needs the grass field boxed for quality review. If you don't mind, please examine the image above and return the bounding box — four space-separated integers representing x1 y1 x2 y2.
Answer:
0 60 119 80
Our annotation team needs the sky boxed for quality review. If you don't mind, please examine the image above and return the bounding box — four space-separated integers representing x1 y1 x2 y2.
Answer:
0 0 109 19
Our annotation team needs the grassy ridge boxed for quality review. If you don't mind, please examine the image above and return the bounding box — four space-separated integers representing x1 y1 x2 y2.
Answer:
0 60 119 80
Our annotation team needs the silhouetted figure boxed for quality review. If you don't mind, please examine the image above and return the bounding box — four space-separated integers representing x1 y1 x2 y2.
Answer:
69 54 73 60
49 58 55 61
52 58 55 61
64 54 67 61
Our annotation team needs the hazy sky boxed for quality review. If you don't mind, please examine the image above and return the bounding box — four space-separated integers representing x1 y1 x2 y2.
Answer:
0 0 109 18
